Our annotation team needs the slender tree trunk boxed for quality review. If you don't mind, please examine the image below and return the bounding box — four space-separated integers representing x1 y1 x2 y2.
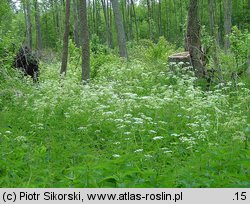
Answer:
101 0 113 48
219 0 224 45
79 0 90 82
27 0 32 51
164 0 171 41
200 0 204 23
172 0 178 41
158 0 162 36
23 1 28 40
127 0 133 40
121 0 128 40
110 0 128 59
60 0 71 75
130 0 139 42
208 0 214 36
146 0 152 40
55 0 61 38
73 0 80 47
95 0 101 37
50 0 56 38
109 1 113 37
34 0 43 52
224 0 232 50
186 0 207 78
180 0 184 27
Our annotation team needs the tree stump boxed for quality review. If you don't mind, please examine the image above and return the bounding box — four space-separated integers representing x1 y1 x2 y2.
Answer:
13 46 39 82
168 52 192 71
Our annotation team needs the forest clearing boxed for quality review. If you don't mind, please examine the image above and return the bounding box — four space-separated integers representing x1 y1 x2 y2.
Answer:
0 0 249 187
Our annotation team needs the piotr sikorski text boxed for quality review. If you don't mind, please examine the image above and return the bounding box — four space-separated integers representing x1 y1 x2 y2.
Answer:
20 192 82 201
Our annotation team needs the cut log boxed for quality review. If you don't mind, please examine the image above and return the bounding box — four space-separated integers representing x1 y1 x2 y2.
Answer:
168 52 192 72
169 52 191 64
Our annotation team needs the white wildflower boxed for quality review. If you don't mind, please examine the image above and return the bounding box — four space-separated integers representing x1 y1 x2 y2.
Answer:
134 149 143 153
124 132 131 135
124 114 132 118
15 136 27 142
64 112 70 118
153 136 164 140
149 130 157 134
113 154 121 158
5 131 12 134
237 82 245 87
171 133 180 137
102 111 114 116
114 119 123 123
144 154 153 158
164 150 173 154
78 126 86 130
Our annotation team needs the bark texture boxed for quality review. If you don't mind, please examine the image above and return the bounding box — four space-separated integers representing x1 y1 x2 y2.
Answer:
60 0 71 75
110 0 128 59
79 0 90 82
186 0 207 78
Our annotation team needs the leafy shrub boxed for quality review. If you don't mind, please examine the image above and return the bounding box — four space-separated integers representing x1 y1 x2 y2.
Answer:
229 26 250 72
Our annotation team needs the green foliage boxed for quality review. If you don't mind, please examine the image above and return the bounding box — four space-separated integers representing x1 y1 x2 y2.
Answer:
91 34 109 55
0 0 13 33
1 0 250 188
0 28 22 84
146 37 174 60
229 26 250 70
0 42 249 187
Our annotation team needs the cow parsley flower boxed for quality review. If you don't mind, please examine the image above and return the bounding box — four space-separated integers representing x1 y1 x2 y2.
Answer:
113 154 121 158
153 136 164 140
134 149 143 153
5 131 12 134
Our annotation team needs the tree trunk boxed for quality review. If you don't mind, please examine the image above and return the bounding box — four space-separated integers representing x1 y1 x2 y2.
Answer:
219 0 224 45
121 0 128 40
73 0 80 47
208 0 214 36
34 0 43 52
130 0 139 42
186 0 207 78
95 0 101 37
79 0 90 82
22 1 28 40
60 0 71 75
55 0 61 38
110 0 128 59
101 0 113 48
27 0 32 51
172 0 178 41
146 0 153 40
127 0 133 40
224 0 232 50
158 0 162 36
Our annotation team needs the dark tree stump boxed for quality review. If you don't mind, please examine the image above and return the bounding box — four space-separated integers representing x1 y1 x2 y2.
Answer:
13 46 39 82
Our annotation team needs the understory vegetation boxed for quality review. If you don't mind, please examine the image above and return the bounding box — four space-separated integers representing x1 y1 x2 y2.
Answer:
0 38 249 187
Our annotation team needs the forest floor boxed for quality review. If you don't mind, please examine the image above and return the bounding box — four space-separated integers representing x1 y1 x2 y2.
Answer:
0 43 249 187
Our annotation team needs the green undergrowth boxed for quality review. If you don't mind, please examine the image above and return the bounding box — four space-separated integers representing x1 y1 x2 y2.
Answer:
0 43 249 187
